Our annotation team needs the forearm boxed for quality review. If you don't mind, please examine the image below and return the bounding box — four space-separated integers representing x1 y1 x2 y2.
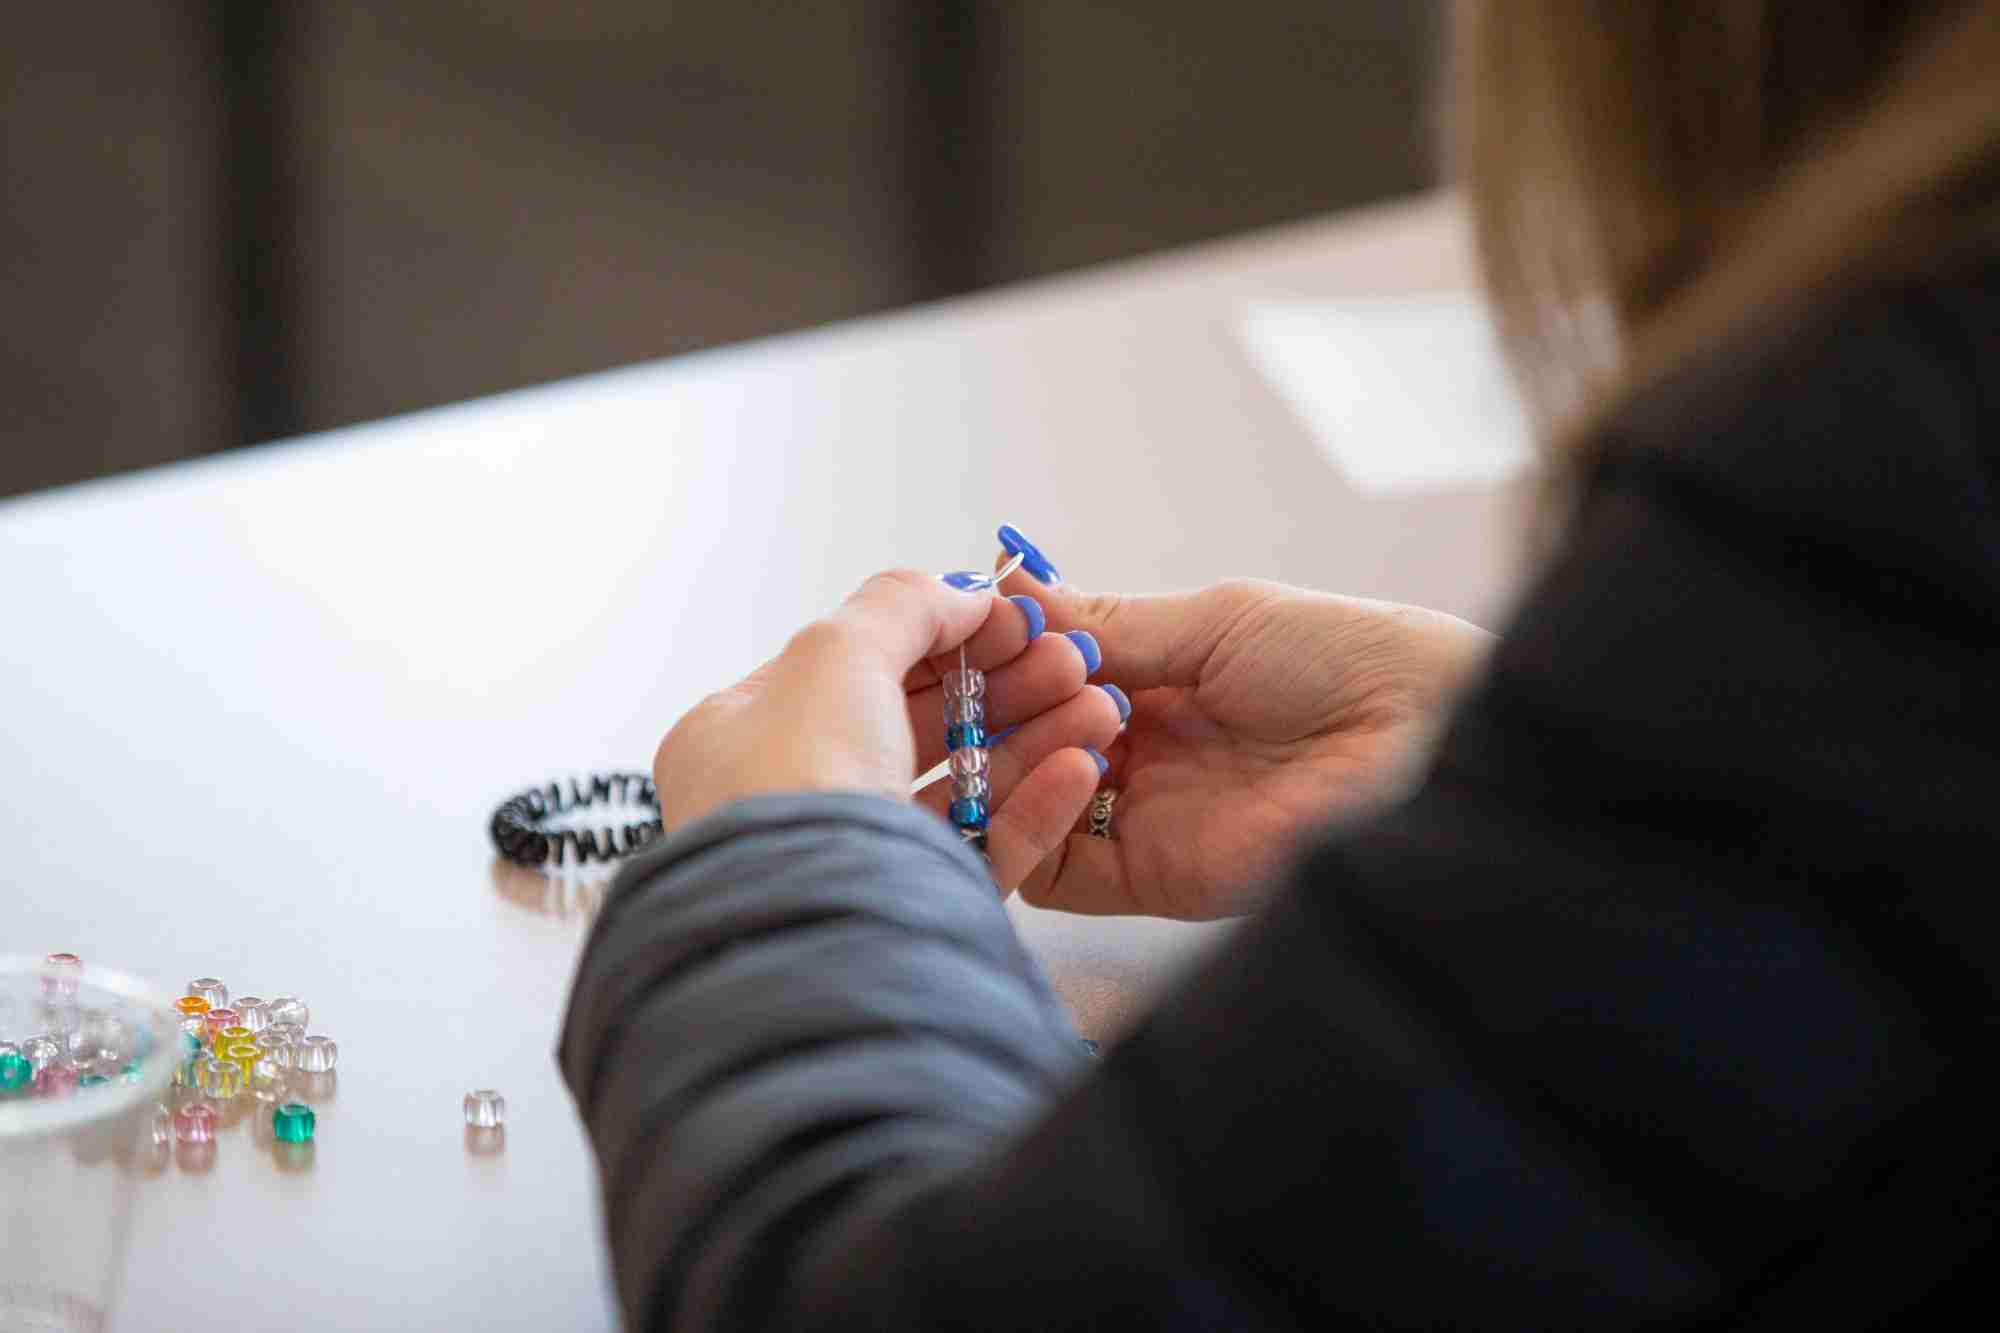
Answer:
557 792 1088 1332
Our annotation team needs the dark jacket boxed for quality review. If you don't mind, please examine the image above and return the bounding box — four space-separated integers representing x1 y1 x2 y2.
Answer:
560 267 2000 1330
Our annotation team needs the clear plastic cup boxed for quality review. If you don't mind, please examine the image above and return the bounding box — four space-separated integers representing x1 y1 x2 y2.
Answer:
0 957 178 1332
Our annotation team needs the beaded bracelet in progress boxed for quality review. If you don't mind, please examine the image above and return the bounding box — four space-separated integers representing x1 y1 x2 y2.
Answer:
490 554 1023 871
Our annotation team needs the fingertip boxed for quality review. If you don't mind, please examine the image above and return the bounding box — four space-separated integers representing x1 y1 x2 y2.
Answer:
1008 594 1046 641
1063 629 1102 675
1082 746 1109 776
1098 683 1131 723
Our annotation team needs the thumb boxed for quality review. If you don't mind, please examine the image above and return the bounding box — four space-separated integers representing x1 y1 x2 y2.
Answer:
993 532 1269 692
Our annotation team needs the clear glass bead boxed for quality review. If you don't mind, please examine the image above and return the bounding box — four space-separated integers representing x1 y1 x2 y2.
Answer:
944 695 984 726
152 1102 174 1146
265 996 308 1029
186 978 228 1010
956 773 990 801
294 1035 338 1073
196 1055 242 1100
253 1031 295 1068
81 1010 132 1062
203 1009 240 1043
20 1034 62 1072
463 1089 506 1128
173 1102 218 1144
234 997 270 1033
942 666 985 701
263 1021 304 1047
948 747 989 780
249 1059 288 1103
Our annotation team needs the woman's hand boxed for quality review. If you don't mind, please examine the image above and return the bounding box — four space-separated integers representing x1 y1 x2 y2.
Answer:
992 528 1495 919
652 569 1122 889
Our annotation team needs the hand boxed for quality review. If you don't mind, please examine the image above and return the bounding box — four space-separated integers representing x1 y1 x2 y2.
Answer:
652 569 1124 889
991 529 1495 919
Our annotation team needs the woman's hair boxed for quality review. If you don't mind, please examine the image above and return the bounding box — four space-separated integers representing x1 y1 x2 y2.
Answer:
1447 0 2000 496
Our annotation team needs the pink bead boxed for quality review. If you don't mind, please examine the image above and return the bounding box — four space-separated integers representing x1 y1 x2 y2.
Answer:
37 1063 80 1097
173 1102 218 1144
41 952 83 998
204 1009 240 1041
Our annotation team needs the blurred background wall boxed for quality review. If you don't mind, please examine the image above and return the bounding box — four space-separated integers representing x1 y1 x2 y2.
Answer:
0 1 1436 499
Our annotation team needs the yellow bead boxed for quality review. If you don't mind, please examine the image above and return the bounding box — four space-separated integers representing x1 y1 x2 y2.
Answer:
223 1041 262 1084
215 1026 255 1053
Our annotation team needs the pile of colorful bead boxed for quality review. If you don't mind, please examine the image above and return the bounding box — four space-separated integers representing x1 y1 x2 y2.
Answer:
166 976 331 1151
5 957 340 1168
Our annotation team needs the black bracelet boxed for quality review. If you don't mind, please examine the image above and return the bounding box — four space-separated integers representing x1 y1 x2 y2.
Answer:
489 773 664 869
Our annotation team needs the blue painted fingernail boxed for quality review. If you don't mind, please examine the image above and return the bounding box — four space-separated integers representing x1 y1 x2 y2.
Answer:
1083 746 1109 775
1008 594 1045 640
940 570 990 591
997 523 1061 585
1064 629 1101 674
991 723 1020 744
1100 683 1131 722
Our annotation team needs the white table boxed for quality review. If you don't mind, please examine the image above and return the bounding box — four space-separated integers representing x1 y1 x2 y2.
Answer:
0 193 1524 1330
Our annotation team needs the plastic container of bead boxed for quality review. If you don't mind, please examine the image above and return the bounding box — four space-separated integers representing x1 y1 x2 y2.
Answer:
1 957 179 1331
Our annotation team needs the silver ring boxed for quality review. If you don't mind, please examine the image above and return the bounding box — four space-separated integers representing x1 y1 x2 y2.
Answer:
1087 788 1117 839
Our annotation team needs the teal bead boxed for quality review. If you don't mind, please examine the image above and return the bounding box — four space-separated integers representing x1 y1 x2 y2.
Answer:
945 722 986 751
273 1101 316 1143
0 1051 32 1093
79 1073 109 1087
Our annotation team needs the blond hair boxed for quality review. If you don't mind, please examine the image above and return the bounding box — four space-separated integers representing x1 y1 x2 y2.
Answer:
1447 0 2000 519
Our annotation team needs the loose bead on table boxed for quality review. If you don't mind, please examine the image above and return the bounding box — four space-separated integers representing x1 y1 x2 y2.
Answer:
185 978 228 1010
215 1026 255 1054
234 997 270 1033
173 1102 217 1144
223 1041 262 1085
463 1089 506 1128
248 1057 287 1101
197 1055 242 1100
253 1031 294 1068
295 1035 338 1073
272 1102 315 1143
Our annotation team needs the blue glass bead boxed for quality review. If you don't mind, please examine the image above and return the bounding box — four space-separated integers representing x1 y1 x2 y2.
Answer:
948 797 989 829
945 723 986 752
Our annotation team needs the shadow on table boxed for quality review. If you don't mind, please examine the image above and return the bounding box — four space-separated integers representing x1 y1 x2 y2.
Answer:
489 858 610 923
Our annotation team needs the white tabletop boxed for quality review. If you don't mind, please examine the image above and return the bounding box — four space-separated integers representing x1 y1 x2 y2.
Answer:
0 193 1526 1330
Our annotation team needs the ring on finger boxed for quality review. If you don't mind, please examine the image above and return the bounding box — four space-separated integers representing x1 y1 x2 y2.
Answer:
1088 788 1117 840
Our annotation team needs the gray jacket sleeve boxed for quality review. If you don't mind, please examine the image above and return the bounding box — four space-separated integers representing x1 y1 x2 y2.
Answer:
557 791 1090 1332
